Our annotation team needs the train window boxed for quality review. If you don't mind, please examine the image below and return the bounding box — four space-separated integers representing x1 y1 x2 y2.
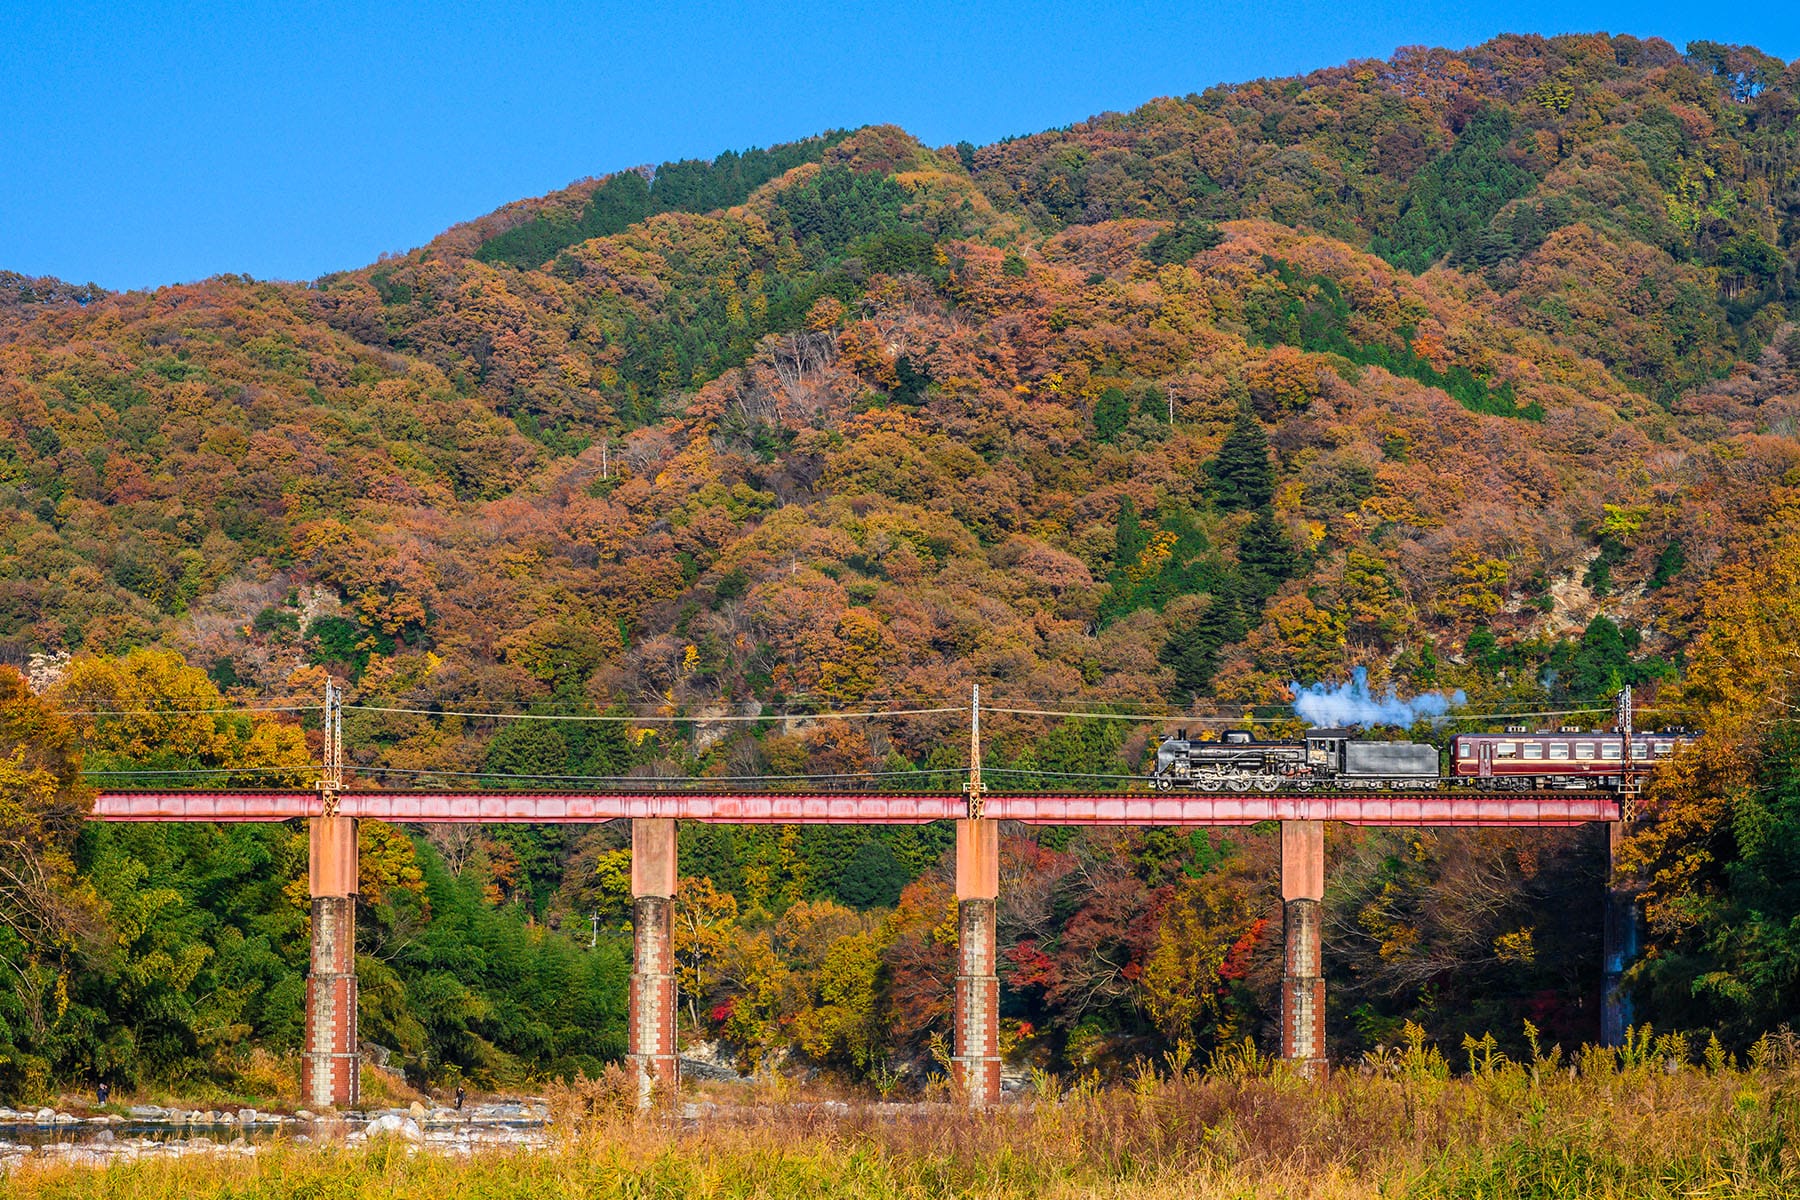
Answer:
1496 742 1517 757
1653 743 1673 757
1632 742 1649 759
1548 743 1570 760
1457 744 1471 759
1602 744 1622 760
1522 743 1543 759
1576 744 1596 760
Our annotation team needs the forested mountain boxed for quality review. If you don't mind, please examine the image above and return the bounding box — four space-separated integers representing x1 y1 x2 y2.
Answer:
2 32 1799 1098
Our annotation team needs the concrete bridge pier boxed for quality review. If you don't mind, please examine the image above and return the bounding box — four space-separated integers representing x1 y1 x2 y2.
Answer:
302 814 360 1109
629 818 679 1107
1280 820 1327 1077
953 817 1001 1107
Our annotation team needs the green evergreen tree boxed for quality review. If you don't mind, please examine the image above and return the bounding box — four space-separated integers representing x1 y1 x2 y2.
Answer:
1159 591 1245 697
1236 508 1296 600
485 722 570 781
1207 404 1275 511
1567 615 1631 699
1649 541 1687 589
569 709 634 777
835 839 909 909
1372 107 1538 273
1093 387 1131 441
1114 497 1148 570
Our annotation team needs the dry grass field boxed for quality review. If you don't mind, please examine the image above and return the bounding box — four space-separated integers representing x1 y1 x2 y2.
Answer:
8 1033 1800 1199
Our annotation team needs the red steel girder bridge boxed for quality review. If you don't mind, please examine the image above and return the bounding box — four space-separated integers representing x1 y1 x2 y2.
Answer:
84 677 1641 1110
91 788 1618 826
87 783 1623 1110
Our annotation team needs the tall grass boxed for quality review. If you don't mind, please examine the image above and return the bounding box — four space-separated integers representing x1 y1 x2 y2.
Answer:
11 1031 1800 1198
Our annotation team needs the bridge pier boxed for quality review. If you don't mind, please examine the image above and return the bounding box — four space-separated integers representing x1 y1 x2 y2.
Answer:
302 814 359 1109
1280 820 1327 1077
629 818 679 1107
953 817 1001 1107
1601 820 1637 1046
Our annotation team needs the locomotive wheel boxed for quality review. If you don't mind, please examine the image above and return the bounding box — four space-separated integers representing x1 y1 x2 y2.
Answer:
1199 777 1222 792
1154 777 1172 792
1228 776 1252 792
1255 777 1279 792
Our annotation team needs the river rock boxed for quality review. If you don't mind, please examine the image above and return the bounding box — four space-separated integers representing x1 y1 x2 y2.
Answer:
237 1108 257 1125
128 1105 168 1121
364 1112 423 1142
34 1108 53 1124
408 1100 427 1118
295 1109 316 1121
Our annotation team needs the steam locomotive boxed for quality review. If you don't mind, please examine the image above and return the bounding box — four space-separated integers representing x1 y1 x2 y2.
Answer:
1149 726 1696 792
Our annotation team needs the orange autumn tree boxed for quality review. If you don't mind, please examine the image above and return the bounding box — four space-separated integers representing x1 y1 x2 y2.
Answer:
1625 488 1800 936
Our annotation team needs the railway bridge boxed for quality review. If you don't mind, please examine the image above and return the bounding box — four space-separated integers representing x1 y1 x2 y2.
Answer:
90 784 1623 1109
86 684 1637 1110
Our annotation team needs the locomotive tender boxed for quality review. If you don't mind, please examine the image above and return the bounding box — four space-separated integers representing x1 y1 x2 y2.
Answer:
1150 726 1695 792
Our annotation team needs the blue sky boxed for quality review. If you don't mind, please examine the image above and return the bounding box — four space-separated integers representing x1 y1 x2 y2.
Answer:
2 1 1796 290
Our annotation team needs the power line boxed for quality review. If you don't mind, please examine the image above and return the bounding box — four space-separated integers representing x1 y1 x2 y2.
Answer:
80 765 321 776
343 704 965 723
49 693 1667 724
343 765 970 784
59 704 318 717
985 704 1663 724
986 767 1143 782
986 706 1232 723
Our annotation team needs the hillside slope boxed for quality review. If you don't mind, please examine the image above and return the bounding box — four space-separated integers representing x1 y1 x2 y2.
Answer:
1 32 1799 1089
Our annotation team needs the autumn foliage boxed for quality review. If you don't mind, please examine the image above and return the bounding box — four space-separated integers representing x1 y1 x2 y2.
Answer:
1 32 1799 1094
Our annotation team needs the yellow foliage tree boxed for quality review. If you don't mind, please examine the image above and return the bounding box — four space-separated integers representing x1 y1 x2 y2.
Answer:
0 668 98 964
1139 865 1261 1042
1624 492 1800 933
673 876 739 1028
51 649 312 785
817 608 893 704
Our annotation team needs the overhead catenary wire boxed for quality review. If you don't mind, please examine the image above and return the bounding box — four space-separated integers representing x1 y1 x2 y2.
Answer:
986 767 1144 781
80 765 323 776
343 703 966 722
59 704 320 716
984 703 1665 724
57 696 1670 727
326 765 971 784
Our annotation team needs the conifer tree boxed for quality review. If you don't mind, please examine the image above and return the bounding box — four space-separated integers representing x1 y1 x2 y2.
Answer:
1160 590 1245 697
1114 497 1148 570
1237 508 1296 600
1207 403 1275 511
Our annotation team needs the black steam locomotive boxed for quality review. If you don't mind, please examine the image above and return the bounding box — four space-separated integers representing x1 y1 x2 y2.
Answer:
1149 726 1697 792
1150 728 1439 791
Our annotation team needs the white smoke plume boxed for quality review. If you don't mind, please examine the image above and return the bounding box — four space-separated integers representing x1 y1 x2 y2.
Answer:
1289 667 1466 728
